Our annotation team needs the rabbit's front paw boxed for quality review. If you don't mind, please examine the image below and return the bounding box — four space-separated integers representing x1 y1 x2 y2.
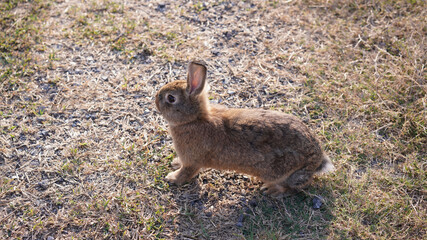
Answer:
171 158 181 170
165 170 180 184
165 166 200 185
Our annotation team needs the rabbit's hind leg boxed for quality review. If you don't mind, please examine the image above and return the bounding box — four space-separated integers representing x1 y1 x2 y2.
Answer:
261 181 293 197
286 168 315 189
262 183 287 197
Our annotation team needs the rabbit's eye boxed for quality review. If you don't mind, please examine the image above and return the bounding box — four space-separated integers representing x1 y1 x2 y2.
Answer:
166 94 176 104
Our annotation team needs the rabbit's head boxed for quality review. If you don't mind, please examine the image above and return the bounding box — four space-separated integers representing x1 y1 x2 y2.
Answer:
155 61 209 126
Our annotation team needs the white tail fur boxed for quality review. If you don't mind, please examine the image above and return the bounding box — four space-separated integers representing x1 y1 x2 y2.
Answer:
316 154 335 174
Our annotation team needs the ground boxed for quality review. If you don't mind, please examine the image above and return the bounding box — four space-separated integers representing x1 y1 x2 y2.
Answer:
0 0 425 239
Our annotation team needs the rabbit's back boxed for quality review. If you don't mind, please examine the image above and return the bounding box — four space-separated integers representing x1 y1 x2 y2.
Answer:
193 106 325 181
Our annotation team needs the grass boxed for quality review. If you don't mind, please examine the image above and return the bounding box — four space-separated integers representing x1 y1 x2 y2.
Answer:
0 0 425 239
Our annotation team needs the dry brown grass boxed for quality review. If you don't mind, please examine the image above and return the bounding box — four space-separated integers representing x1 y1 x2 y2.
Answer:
1 0 425 239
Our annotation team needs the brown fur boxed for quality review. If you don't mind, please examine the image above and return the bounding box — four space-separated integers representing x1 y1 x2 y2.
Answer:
155 61 334 195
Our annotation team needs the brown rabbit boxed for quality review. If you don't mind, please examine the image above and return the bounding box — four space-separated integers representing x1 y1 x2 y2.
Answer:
155 61 334 195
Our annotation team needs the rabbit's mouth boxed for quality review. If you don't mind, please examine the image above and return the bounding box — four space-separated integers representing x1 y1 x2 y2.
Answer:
155 93 162 112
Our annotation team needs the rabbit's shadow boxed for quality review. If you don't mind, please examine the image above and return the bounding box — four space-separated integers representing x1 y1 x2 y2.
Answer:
168 170 335 239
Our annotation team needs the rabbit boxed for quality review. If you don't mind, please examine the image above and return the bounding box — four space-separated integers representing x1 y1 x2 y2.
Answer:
155 61 334 195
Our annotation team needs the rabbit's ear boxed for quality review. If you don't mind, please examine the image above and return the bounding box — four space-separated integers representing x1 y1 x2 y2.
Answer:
187 61 207 96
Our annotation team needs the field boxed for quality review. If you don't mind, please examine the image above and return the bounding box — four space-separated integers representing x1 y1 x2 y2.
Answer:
0 0 425 239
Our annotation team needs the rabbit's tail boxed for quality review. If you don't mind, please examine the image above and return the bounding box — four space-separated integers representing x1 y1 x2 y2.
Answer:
316 154 335 174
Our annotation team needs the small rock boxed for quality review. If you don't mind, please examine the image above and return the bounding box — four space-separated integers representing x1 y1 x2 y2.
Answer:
156 3 166 12
236 214 244 228
133 94 144 99
19 134 27 141
37 130 49 140
30 160 40 166
72 120 80 127
85 114 97 120
37 180 49 191
211 50 220 56
0 153 5 165
312 196 324 209
47 236 54 240
248 199 257 207
91 67 100 73
39 129 48 136
101 75 109 81
36 117 46 123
